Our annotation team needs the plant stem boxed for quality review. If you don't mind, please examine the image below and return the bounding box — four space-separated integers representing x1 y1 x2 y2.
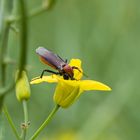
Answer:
9 0 55 23
10 24 19 34
30 104 60 140
18 0 28 78
0 82 15 96
0 20 10 87
21 100 29 140
28 6 47 19
28 0 56 18
0 0 14 88
3 105 21 140
0 4 12 112
23 100 28 125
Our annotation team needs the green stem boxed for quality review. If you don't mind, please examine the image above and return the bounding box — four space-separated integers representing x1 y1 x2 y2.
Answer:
10 24 19 34
10 7 47 23
23 100 28 125
0 21 10 87
0 81 15 96
28 0 56 18
3 105 21 140
30 104 60 140
21 100 29 140
28 4 49 19
9 0 55 23
0 0 14 87
18 0 28 78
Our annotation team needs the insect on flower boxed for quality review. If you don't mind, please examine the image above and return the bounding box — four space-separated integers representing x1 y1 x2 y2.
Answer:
31 58 112 108
36 47 82 80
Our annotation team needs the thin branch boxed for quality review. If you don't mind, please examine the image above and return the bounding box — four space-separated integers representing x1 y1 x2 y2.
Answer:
9 0 55 23
30 105 60 140
0 82 15 96
20 100 29 140
3 105 21 140
10 24 19 34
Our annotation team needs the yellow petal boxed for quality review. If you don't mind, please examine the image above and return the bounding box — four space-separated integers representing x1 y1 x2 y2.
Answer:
69 59 83 80
60 86 80 108
30 75 58 84
69 59 82 68
56 77 81 86
80 80 111 91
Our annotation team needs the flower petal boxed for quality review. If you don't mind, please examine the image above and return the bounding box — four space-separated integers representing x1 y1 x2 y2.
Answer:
69 59 83 80
53 79 81 108
80 80 111 91
69 59 81 68
30 75 58 84
56 77 81 86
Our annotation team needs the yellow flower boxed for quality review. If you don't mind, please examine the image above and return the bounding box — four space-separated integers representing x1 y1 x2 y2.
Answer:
30 59 111 108
15 71 31 101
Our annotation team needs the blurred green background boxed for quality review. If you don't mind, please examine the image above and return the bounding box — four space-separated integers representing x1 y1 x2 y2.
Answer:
1 0 140 140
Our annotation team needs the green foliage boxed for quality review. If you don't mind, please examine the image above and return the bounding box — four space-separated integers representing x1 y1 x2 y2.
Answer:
0 0 140 140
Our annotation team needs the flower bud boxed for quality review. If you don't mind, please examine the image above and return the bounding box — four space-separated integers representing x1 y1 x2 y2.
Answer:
15 71 31 101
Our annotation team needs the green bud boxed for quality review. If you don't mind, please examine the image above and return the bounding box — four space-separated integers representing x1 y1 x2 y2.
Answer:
15 71 31 101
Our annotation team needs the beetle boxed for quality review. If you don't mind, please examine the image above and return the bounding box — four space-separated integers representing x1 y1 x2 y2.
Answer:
36 47 81 80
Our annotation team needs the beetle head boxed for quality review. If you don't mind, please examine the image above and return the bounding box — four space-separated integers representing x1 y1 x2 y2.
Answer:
63 65 74 79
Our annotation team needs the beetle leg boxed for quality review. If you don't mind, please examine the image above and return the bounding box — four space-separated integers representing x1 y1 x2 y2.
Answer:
70 77 76 80
72 66 88 78
40 69 60 78
65 59 68 63
72 66 81 72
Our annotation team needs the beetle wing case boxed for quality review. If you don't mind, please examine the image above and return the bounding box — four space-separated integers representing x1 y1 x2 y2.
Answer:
36 47 66 70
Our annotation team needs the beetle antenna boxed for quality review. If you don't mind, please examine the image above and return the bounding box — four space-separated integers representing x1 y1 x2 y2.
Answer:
83 72 88 78
57 54 66 62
